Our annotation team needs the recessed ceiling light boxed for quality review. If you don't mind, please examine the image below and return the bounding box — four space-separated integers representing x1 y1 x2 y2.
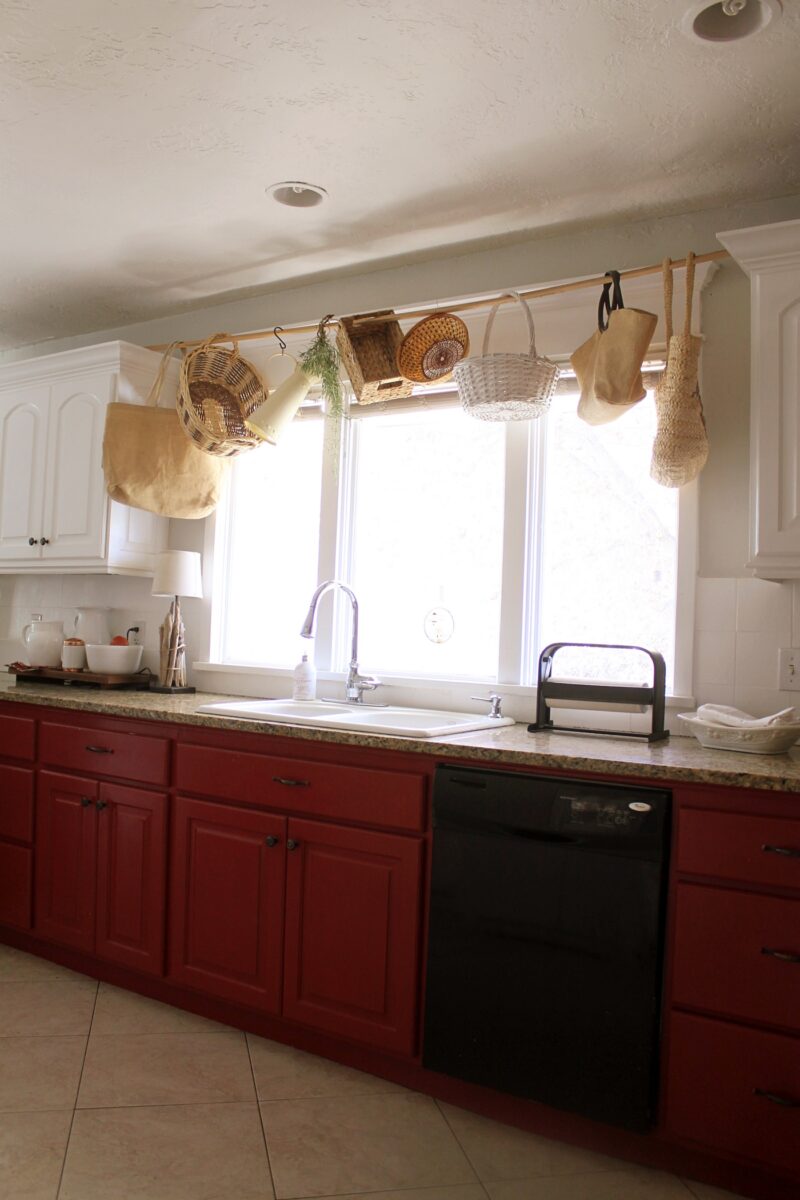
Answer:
267 181 328 208
681 0 781 43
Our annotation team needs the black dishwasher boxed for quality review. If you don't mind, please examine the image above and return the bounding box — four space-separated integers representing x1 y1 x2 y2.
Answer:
422 765 671 1132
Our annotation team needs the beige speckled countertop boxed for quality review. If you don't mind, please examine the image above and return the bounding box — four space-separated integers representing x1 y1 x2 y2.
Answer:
2 677 800 792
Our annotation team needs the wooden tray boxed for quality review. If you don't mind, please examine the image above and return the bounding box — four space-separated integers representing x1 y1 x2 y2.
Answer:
8 665 153 690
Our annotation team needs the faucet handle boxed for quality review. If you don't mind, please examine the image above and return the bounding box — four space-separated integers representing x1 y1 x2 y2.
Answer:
471 692 504 718
357 674 382 694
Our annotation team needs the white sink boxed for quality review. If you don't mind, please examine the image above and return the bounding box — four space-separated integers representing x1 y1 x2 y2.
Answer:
197 698 515 739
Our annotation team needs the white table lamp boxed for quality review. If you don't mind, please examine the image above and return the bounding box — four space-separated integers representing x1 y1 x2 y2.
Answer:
151 550 203 693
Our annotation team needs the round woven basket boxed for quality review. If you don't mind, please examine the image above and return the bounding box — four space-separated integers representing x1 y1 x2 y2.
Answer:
396 312 470 383
178 335 268 457
454 292 559 422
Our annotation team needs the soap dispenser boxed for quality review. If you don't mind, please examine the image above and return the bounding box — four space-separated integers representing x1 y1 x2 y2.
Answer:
292 654 316 701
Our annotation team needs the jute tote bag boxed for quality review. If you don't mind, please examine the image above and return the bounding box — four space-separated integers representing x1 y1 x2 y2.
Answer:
103 344 226 519
650 254 709 488
572 271 657 426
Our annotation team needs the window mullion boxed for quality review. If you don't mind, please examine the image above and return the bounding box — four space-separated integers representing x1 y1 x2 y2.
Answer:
313 410 349 672
496 421 532 685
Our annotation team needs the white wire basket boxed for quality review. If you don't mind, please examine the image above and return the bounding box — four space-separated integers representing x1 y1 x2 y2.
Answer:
454 290 559 422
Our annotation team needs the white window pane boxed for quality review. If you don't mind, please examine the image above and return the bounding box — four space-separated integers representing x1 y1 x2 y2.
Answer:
538 393 678 688
221 419 323 667
350 407 505 680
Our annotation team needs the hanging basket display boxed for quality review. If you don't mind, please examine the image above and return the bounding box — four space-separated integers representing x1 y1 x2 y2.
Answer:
178 334 267 457
396 312 470 383
454 291 559 422
336 310 414 404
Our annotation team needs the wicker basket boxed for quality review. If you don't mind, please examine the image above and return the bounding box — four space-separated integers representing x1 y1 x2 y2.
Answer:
396 312 470 383
454 292 559 422
336 311 413 404
178 335 267 457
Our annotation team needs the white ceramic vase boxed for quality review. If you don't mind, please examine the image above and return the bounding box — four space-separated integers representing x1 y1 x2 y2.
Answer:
22 621 64 668
73 607 111 645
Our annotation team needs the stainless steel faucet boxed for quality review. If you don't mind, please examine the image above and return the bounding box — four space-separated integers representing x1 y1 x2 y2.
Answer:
300 580 382 704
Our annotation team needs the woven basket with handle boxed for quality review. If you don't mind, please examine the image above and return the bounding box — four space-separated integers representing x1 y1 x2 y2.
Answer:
454 291 559 421
178 334 267 457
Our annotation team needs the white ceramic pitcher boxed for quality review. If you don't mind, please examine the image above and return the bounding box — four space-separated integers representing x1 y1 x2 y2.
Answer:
22 620 64 667
73 607 111 645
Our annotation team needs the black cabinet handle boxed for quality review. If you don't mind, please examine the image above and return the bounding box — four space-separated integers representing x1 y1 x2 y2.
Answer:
39 537 49 546
272 777 310 788
86 745 113 754
80 796 91 808
96 800 108 811
762 844 800 858
265 835 279 847
28 537 37 546
761 947 800 964
753 1088 800 1108
286 839 300 851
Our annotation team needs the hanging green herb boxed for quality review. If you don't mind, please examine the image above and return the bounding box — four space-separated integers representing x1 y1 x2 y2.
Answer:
300 315 343 416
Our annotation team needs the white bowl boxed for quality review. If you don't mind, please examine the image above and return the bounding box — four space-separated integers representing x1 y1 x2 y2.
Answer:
678 712 800 755
85 644 143 675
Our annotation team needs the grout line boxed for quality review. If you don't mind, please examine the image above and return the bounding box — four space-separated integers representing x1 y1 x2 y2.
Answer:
55 979 99 1200
246 1033 279 1200
432 1098 485 1189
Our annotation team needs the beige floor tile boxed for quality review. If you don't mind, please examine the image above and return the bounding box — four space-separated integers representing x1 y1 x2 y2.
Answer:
683 1182 747 1200
0 1036 86 1112
486 1168 695 1199
261 1091 477 1198
438 1103 625 1182
247 1034 406 1101
0 944 92 984
77 1030 256 1108
325 1190 488 1200
0 1109 72 1199
91 983 228 1036
60 1103 273 1200
0 979 97 1036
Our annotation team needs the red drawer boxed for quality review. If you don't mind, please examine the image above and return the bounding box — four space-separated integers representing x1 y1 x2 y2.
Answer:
39 722 169 787
678 808 800 890
672 883 800 1031
0 765 34 842
0 712 34 762
0 841 32 930
175 744 426 833
665 1011 800 1178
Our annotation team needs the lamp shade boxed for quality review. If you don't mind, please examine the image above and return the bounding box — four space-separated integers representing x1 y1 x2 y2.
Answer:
151 550 203 599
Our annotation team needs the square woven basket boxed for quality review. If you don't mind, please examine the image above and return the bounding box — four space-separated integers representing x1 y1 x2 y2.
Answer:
336 311 414 404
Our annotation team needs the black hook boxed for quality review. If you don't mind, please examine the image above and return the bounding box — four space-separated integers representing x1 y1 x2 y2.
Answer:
273 326 287 353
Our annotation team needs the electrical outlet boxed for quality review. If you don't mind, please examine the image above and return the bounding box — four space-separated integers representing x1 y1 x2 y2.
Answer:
126 622 146 646
778 647 800 691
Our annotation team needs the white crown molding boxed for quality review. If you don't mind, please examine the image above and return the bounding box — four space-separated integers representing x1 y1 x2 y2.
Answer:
718 219 800 274
0 340 163 389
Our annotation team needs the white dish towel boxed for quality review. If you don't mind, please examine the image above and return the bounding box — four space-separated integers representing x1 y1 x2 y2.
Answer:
695 703 797 728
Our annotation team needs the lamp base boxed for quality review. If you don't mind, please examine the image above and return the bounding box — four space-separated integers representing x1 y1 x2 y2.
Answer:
149 683 196 695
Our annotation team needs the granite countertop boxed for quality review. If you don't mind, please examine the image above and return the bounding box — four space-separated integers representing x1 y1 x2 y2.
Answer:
2 677 800 792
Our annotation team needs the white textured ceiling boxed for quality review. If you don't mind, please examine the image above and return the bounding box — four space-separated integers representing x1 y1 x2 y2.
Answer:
1 0 799 348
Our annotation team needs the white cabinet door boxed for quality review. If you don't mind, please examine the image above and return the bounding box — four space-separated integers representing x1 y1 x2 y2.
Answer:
0 385 48 560
40 371 114 563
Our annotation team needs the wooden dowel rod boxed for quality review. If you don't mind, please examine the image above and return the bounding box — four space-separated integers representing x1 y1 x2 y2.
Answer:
146 249 730 353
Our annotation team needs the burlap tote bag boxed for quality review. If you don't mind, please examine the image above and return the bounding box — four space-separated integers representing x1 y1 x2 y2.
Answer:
572 271 657 426
103 344 226 519
650 254 709 488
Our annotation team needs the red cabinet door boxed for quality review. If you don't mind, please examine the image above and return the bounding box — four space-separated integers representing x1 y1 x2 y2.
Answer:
169 796 286 1012
283 818 423 1055
95 783 167 977
0 842 32 930
35 771 97 952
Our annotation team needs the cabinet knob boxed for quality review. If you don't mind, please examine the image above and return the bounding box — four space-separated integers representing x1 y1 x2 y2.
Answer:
80 796 91 808
286 838 300 851
86 745 113 755
28 537 37 546
39 537 50 546
761 946 800 964
753 1088 800 1108
265 835 279 847
762 843 800 858
96 800 108 811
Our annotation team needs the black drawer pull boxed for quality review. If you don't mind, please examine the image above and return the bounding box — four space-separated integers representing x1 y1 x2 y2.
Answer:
96 800 108 811
753 1088 800 1108
86 745 114 755
265 835 279 847
272 776 310 788
80 796 91 808
761 947 800 964
762 844 800 858
287 838 300 851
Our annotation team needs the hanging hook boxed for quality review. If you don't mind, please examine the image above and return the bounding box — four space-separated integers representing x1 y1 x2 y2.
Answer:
273 326 287 354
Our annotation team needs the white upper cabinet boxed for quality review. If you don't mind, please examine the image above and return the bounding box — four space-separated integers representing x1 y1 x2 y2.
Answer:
0 342 176 574
718 218 800 580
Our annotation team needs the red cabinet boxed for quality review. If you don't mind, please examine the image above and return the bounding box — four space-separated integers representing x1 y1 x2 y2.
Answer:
0 763 35 931
35 771 166 974
169 795 286 1012
283 818 422 1055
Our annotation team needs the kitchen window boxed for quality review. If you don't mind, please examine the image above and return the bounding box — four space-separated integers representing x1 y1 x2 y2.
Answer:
208 376 692 702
